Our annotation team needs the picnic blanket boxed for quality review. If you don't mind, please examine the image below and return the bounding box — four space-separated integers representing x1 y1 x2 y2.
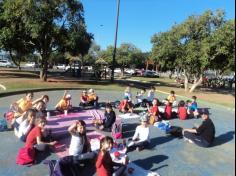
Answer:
118 113 140 119
46 110 105 158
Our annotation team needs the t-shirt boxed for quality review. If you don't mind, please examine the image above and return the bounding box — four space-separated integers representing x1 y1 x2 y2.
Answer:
190 102 198 111
96 151 113 176
147 91 155 102
88 93 97 102
178 107 187 120
25 126 42 148
136 93 144 103
104 111 116 129
124 92 132 101
69 133 86 156
165 105 172 119
16 98 32 114
56 99 70 110
167 95 176 103
17 119 33 138
150 105 159 116
133 125 150 143
196 118 215 144
81 95 88 103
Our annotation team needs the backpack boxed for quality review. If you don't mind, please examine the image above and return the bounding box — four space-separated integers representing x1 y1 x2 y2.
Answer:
16 146 35 165
0 118 8 132
112 123 123 139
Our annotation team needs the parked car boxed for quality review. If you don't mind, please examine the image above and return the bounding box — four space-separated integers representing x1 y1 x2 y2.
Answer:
56 64 66 70
24 62 38 68
0 60 15 67
124 68 135 75
65 64 80 70
143 70 159 78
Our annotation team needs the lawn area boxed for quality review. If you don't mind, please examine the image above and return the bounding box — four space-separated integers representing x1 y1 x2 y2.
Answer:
0 68 235 108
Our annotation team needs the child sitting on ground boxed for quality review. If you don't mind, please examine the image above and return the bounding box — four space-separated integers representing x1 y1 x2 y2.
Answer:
33 95 49 111
93 103 116 132
79 90 89 107
118 96 133 114
126 115 150 152
34 100 46 118
164 100 172 119
124 86 132 103
14 109 36 142
147 86 156 105
25 117 57 152
68 120 91 156
166 90 177 106
186 96 199 118
134 89 146 108
55 90 72 113
178 100 188 120
147 98 161 125
96 136 127 176
11 92 34 119
87 89 99 107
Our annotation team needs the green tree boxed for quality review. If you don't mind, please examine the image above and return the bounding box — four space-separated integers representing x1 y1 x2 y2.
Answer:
0 0 92 81
205 19 235 74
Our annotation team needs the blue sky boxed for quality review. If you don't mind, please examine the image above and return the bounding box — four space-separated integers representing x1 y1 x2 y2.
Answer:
81 0 235 52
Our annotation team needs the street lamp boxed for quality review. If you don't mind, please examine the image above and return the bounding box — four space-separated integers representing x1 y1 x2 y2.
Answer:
111 0 120 82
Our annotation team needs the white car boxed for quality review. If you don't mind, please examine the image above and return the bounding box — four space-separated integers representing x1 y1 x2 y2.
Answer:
0 60 15 67
25 62 37 68
125 68 135 75
56 64 66 70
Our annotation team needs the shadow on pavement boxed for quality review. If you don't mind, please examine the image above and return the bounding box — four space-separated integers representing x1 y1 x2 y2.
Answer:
133 155 169 171
211 131 235 147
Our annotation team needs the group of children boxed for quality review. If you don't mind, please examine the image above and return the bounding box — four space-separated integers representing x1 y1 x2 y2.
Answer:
5 87 200 175
118 86 199 125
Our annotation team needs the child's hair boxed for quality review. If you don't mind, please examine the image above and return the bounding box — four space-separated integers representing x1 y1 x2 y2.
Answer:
35 117 47 125
178 100 185 107
167 102 172 106
100 136 114 149
170 90 175 94
192 96 197 100
142 88 146 92
43 95 49 101
151 86 156 90
37 100 45 106
76 120 86 127
26 91 33 97
105 103 113 109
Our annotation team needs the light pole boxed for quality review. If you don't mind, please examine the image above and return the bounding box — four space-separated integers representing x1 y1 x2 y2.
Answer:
111 0 120 82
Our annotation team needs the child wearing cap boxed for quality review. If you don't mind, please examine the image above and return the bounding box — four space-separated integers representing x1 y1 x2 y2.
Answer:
55 90 72 113
182 109 215 147
126 115 150 152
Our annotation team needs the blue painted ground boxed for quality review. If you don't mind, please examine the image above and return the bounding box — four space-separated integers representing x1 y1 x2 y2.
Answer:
0 90 235 176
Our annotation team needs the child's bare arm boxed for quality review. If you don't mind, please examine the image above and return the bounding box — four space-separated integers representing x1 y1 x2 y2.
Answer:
68 122 77 135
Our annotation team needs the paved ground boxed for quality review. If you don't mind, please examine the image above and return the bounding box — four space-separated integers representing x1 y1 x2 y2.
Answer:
0 90 235 176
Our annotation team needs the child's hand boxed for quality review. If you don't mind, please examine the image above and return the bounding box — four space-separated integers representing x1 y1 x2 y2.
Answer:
50 141 57 146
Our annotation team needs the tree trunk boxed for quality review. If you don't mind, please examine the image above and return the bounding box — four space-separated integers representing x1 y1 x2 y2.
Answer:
189 75 203 93
121 67 125 77
40 55 48 81
146 61 149 70
183 69 189 92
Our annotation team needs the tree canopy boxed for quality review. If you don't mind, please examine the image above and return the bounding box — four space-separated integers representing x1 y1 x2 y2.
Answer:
0 0 93 81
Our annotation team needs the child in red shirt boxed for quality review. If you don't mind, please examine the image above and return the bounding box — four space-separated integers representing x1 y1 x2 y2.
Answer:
96 136 127 176
25 117 57 151
118 96 133 114
147 98 160 125
177 100 187 120
165 101 172 119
